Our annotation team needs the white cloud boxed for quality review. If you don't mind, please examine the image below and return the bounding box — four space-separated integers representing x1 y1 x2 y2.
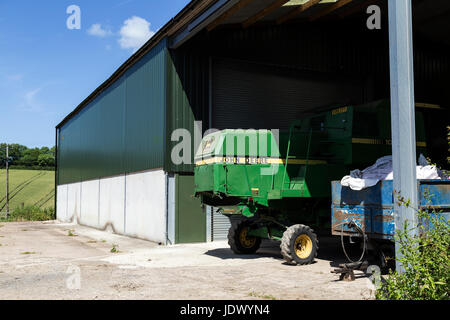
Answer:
7 74 24 81
24 88 43 111
118 16 155 51
87 24 112 38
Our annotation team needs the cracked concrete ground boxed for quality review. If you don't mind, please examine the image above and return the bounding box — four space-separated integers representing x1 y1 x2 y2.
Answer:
0 221 374 300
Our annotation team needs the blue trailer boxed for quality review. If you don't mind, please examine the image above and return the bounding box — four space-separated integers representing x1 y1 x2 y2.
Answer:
331 179 450 269
331 179 450 240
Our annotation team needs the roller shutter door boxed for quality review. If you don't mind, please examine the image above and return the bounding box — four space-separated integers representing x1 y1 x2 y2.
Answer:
212 59 364 130
212 208 231 241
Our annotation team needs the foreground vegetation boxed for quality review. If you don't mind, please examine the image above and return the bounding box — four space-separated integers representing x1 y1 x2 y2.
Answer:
0 206 54 222
376 195 450 300
0 169 55 211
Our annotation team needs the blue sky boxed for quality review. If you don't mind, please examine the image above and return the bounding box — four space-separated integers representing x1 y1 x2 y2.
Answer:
0 0 190 148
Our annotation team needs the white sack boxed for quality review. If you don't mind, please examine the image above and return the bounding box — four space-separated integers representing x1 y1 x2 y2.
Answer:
341 154 441 191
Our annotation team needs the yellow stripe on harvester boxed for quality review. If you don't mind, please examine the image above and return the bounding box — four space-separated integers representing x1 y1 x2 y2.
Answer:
195 157 327 166
266 159 327 165
352 138 385 145
352 138 427 147
415 102 441 110
416 141 427 148
332 106 348 116
195 157 223 166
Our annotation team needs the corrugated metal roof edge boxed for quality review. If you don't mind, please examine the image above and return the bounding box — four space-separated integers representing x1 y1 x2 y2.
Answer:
56 0 213 129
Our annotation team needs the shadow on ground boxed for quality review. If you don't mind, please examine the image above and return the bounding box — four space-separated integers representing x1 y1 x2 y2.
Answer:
204 240 282 260
204 236 366 267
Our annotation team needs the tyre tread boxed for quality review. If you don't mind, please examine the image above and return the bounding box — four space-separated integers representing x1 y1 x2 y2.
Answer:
280 224 319 265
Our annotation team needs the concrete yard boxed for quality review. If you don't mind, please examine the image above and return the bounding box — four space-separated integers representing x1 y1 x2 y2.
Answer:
0 221 375 300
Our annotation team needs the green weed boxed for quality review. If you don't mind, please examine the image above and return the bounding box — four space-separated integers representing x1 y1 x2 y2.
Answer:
376 191 450 300
248 291 277 300
67 230 77 237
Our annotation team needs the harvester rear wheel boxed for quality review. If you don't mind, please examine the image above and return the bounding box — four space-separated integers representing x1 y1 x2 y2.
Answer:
228 220 261 254
281 224 318 265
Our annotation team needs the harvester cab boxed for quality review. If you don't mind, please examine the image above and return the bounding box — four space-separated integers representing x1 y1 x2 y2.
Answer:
194 100 427 265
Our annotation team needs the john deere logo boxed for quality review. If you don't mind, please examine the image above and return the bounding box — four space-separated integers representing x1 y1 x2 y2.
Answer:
202 137 215 152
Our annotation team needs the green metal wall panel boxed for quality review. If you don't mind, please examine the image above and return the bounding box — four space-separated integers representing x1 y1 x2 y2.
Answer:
98 80 126 179
58 113 82 185
57 39 167 185
165 49 209 173
79 99 101 181
175 174 206 243
125 42 166 173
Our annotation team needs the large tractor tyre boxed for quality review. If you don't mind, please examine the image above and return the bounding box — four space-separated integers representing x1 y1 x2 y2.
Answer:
228 220 262 255
281 224 319 265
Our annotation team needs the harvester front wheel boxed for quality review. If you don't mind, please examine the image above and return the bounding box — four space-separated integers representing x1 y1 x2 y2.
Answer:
281 224 318 265
228 220 261 254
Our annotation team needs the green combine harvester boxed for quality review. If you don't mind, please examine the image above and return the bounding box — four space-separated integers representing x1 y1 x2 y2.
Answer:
194 100 427 265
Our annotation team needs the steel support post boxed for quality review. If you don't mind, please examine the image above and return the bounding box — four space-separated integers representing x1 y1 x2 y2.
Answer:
388 0 418 272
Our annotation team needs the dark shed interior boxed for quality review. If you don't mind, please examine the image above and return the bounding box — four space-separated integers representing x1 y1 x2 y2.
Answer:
169 0 450 168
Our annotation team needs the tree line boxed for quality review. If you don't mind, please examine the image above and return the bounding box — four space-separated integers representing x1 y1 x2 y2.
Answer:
0 143 55 170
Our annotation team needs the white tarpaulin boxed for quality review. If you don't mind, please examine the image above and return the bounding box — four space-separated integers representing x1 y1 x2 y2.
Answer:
341 155 442 191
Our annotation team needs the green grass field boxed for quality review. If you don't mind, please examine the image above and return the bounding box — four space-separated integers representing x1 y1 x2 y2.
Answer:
0 169 55 212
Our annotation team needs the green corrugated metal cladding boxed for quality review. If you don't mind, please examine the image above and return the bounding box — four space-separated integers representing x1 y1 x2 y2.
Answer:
165 49 210 173
57 39 167 185
175 174 206 243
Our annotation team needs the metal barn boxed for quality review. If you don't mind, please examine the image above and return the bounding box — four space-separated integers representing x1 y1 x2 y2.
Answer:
56 0 450 244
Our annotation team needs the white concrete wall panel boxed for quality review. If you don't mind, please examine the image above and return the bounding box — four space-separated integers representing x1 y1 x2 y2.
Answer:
56 185 68 222
79 180 100 228
67 182 81 223
125 170 166 243
99 175 125 234
58 169 167 243
167 175 176 245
